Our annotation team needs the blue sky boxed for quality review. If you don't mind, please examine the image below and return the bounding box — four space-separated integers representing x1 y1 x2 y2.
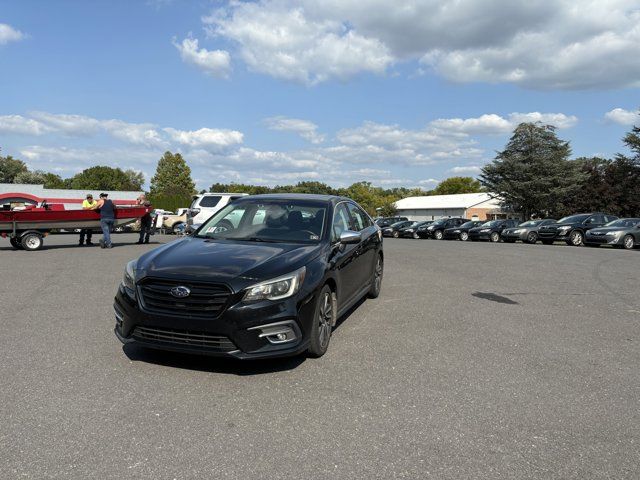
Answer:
1 0 639 190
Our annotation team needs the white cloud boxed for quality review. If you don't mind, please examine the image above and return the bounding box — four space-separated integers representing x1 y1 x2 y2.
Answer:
264 116 325 143
431 112 577 135
164 127 243 149
173 37 231 79
448 165 482 175
196 0 640 89
203 3 393 85
0 23 25 45
604 108 639 126
0 115 51 135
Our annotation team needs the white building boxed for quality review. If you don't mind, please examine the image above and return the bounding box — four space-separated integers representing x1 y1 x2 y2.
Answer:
0 183 143 209
394 193 509 221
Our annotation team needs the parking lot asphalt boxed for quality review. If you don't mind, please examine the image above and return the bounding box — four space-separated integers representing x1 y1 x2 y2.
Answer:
1 234 639 479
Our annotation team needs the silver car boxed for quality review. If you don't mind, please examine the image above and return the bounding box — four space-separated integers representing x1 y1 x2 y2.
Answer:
501 219 557 244
584 218 640 250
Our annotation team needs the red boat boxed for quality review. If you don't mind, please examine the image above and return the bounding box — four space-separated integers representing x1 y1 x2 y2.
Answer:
1 201 152 250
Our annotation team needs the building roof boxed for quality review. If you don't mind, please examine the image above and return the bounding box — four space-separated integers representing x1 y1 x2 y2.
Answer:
0 183 143 200
394 192 501 210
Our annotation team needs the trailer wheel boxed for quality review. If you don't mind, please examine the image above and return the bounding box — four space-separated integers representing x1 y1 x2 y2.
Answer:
21 233 44 251
10 237 24 250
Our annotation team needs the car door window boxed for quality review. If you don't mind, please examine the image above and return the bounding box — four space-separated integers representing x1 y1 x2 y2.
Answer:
199 196 221 208
332 204 351 242
347 203 368 231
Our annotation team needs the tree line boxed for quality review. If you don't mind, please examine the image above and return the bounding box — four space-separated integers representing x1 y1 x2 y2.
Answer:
2 116 638 218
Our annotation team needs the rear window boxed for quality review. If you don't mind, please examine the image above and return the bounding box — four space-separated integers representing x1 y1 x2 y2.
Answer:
199 195 222 208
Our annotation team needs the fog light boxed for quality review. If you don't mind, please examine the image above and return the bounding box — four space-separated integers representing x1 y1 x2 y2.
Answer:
276 333 287 341
248 321 299 345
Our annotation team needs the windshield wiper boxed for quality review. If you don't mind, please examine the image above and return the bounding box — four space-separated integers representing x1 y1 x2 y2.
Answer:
241 237 282 243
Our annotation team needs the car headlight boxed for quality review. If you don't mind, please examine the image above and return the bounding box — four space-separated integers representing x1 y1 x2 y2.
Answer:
480 228 490 232
122 259 137 297
513 229 524 234
605 231 622 236
558 226 571 231
406 229 414 232
243 267 306 302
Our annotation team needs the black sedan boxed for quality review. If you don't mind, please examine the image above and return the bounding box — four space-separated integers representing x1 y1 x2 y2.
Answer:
418 217 467 239
538 213 618 246
443 220 484 241
584 218 640 249
500 219 557 244
468 219 519 242
114 194 383 359
399 221 432 239
382 220 415 238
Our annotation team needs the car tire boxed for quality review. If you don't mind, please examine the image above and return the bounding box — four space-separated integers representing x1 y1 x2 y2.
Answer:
307 285 335 358
368 255 383 299
490 232 500 242
393 231 399 238
172 222 184 235
568 230 584 246
434 230 443 240
623 234 635 250
412 232 419 239
459 231 469 241
21 233 43 251
10 237 23 249
525 232 538 244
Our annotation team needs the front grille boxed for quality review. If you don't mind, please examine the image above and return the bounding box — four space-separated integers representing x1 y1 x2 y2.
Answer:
139 279 231 318
133 326 237 351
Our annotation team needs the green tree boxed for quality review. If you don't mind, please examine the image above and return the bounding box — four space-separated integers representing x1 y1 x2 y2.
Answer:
13 170 47 185
124 169 145 190
0 154 28 183
69 166 141 191
433 176 482 195
480 122 584 219
42 172 66 189
150 151 195 196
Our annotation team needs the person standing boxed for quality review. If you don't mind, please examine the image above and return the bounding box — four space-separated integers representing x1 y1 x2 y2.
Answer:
136 194 152 244
79 194 97 246
93 193 116 249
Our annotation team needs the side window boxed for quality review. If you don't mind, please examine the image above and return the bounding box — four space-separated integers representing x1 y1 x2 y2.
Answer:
199 195 222 208
589 215 603 224
332 204 351 242
347 203 370 231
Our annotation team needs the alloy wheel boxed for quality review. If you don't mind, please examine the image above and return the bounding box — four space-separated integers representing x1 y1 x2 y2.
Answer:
490 232 500 242
527 232 537 244
624 235 634 250
435 230 443 240
412 232 419 239
570 230 583 246
318 292 333 349
460 232 468 241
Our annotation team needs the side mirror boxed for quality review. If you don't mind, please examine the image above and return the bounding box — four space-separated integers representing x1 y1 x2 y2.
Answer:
339 230 362 245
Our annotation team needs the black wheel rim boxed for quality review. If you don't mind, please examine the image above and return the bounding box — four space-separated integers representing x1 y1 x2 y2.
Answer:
318 292 333 348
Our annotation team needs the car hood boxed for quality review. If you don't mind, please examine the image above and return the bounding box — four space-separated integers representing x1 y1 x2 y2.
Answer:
587 227 626 234
136 237 323 288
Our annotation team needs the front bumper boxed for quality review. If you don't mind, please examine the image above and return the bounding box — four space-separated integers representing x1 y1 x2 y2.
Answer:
585 234 622 246
501 231 527 241
113 284 314 359
469 231 492 240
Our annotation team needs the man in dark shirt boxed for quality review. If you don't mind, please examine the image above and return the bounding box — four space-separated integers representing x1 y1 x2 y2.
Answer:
92 193 116 249
136 194 152 244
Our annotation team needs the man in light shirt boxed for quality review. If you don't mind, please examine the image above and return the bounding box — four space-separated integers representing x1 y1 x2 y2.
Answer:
79 194 97 246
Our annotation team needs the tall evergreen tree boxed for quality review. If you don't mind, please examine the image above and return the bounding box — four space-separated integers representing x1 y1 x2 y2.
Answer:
480 122 584 218
150 151 195 196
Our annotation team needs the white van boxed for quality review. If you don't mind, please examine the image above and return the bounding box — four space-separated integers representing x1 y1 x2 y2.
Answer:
187 193 248 226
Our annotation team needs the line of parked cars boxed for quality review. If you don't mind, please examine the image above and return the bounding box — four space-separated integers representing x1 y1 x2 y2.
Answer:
376 212 640 250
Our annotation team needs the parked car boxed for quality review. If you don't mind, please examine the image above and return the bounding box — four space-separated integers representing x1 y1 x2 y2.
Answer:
375 216 408 228
443 220 485 241
114 194 383 359
468 219 519 242
162 208 189 234
187 193 248 227
382 220 415 237
537 213 618 246
584 218 640 249
418 217 467 239
399 221 432 239
500 218 557 244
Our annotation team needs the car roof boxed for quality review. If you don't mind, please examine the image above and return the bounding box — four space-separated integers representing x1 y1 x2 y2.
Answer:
234 193 348 203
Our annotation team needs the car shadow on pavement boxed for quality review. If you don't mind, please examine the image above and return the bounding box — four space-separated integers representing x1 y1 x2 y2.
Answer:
122 344 306 376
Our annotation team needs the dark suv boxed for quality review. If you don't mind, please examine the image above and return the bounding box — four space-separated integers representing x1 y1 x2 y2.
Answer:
538 213 618 246
375 216 408 228
468 219 519 242
418 217 467 239
114 194 383 359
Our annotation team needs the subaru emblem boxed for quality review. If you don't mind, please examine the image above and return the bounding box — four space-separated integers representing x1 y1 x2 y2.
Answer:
170 286 191 298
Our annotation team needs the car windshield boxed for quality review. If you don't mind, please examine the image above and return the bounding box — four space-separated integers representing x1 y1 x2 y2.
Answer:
605 218 640 228
389 221 407 228
460 221 477 228
519 220 542 227
480 221 500 227
195 199 326 243
432 219 447 225
558 214 589 224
